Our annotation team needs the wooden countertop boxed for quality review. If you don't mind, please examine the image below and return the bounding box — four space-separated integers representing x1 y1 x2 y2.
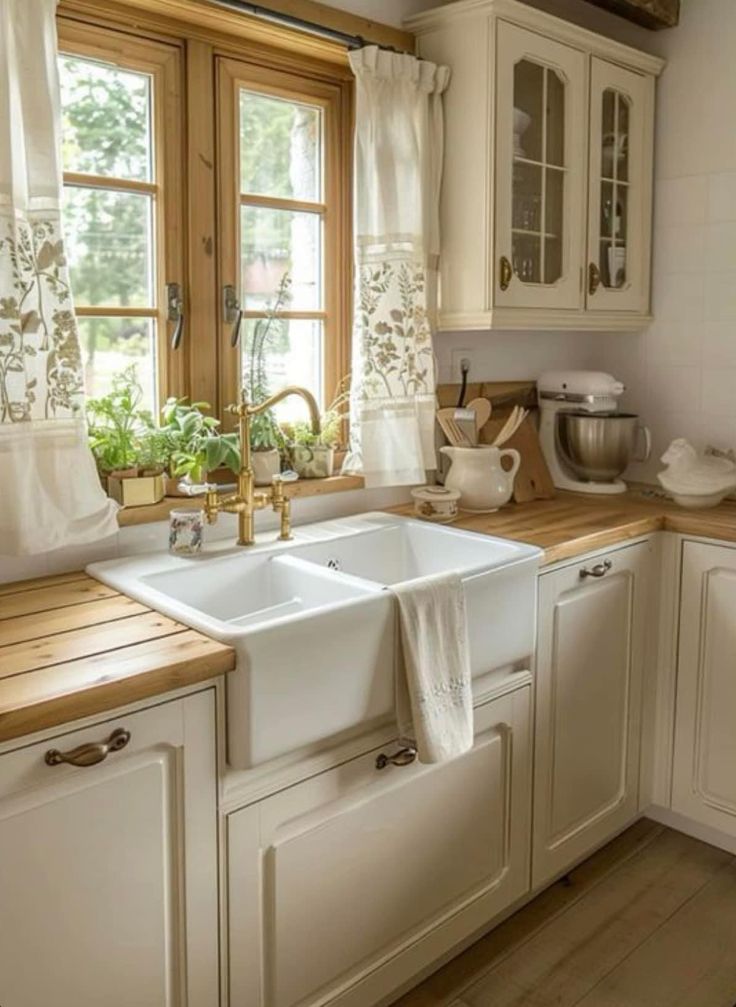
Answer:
391 490 736 565
0 572 235 746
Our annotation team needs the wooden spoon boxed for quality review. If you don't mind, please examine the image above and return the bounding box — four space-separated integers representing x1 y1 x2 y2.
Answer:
466 397 492 434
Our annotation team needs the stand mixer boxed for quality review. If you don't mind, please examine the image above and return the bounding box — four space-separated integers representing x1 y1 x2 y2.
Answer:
538 371 650 495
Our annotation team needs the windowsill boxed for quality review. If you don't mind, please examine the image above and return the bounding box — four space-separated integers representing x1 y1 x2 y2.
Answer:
116 475 365 527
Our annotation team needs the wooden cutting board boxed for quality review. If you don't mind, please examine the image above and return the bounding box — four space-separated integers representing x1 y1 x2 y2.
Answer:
481 413 556 502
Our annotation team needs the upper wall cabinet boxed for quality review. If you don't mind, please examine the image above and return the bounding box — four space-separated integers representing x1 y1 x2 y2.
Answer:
407 0 665 331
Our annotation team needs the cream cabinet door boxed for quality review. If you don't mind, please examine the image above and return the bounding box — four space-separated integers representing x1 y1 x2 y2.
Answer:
672 542 736 837
533 543 650 889
227 685 531 1007
494 21 587 311
586 58 654 314
0 691 219 1007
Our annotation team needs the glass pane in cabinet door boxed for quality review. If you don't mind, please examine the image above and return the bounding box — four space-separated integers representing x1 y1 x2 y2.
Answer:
546 71 565 168
513 60 543 163
617 96 630 182
544 168 564 283
512 161 542 283
601 89 616 179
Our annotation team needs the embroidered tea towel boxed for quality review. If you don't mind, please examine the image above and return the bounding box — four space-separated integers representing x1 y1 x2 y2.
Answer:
393 572 473 763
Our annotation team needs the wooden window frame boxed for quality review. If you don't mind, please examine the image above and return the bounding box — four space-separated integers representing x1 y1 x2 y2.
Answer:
57 0 357 425
57 18 187 408
216 57 351 423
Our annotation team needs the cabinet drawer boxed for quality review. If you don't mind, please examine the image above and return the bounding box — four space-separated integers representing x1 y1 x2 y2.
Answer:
228 685 532 1007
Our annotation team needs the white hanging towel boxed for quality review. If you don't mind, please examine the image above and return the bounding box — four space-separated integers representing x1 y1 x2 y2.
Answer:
393 572 473 764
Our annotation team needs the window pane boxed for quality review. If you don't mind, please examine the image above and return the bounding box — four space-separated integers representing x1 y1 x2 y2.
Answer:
64 186 154 307
241 204 322 311
78 316 157 412
241 317 323 417
240 90 322 202
59 55 152 182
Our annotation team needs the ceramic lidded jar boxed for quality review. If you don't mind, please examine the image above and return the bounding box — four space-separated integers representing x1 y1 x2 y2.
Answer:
440 445 521 513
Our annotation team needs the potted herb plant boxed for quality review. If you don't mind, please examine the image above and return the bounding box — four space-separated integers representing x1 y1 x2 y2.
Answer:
86 366 166 506
160 397 240 491
243 274 290 485
282 379 349 479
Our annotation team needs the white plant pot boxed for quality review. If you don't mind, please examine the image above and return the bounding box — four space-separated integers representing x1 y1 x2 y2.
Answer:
291 444 335 479
252 448 281 486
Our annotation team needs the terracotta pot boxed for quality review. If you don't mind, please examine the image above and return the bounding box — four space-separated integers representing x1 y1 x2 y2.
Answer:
252 448 281 486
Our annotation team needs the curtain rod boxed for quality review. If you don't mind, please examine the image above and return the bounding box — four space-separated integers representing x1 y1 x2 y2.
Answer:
208 0 410 53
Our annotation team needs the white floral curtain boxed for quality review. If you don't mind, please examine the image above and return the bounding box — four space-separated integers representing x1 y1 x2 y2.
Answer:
343 46 450 488
0 0 118 555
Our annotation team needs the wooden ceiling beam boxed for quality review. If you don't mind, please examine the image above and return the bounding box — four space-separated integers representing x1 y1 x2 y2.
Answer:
582 0 679 29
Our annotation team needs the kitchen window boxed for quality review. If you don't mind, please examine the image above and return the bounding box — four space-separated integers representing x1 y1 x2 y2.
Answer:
217 58 351 423
56 11 351 427
57 22 184 414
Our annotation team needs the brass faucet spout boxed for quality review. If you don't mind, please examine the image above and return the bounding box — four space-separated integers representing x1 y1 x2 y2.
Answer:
207 384 321 547
251 385 321 437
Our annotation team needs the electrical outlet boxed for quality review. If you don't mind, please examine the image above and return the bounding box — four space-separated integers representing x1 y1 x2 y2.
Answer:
450 349 473 382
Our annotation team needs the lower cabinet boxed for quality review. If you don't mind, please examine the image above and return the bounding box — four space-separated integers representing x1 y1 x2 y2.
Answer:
672 541 736 838
227 684 532 1007
0 691 219 1007
533 542 650 888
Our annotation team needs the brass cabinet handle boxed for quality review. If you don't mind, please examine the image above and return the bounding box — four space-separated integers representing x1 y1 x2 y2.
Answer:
375 745 417 770
45 728 131 769
579 559 612 580
499 255 513 291
588 262 602 295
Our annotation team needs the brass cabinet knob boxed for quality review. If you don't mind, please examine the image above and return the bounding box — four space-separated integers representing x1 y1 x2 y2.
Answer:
45 728 131 769
588 261 602 295
499 255 513 291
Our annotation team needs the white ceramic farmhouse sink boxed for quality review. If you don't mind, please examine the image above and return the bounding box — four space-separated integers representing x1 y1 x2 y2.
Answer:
88 513 541 768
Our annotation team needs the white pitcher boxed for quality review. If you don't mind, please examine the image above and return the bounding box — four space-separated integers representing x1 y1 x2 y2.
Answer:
440 445 521 513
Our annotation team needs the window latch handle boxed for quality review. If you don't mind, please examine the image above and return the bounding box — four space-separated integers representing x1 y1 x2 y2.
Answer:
167 282 184 350
223 284 243 348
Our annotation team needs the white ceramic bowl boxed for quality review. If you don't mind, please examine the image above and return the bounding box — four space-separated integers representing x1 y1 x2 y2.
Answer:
669 489 733 509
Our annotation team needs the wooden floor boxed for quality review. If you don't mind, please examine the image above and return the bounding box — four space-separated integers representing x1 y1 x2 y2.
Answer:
391 820 736 1007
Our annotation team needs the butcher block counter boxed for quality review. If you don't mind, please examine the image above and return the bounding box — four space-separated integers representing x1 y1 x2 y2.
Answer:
390 489 736 565
0 571 235 745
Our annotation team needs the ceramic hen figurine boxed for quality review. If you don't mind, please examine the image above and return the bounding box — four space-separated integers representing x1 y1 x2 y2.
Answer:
658 439 736 508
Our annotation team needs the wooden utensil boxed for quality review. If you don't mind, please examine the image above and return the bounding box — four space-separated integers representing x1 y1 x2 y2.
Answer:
436 408 472 446
466 397 492 435
481 412 555 502
491 406 527 448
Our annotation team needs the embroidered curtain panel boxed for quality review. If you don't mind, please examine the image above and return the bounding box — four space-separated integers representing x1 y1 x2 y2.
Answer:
0 0 118 555
343 46 450 489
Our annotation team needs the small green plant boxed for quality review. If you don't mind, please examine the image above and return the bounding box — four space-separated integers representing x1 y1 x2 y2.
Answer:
86 365 148 474
282 377 350 451
161 397 240 483
243 273 291 452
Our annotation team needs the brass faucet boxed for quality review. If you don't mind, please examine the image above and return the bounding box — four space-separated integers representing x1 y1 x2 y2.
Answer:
204 386 321 546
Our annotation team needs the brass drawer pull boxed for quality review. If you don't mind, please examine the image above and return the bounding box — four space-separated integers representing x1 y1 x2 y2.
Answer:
45 728 131 769
580 559 612 580
499 255 513 291
376 745 417 770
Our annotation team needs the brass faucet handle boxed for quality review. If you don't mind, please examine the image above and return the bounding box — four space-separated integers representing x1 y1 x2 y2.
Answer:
203 487 220 524
271 476 293 541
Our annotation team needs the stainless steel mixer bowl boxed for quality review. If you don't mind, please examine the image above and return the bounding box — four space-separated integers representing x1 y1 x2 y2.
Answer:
556 411 640 482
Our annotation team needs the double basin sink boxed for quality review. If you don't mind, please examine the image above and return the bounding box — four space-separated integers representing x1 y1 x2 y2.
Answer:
89 513 541 768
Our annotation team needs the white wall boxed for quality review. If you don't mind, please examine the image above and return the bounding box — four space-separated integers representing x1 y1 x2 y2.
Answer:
599 0 736 482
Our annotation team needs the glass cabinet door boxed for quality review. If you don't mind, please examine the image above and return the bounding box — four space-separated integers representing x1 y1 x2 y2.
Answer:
495 22 586 311
587 58 652 314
